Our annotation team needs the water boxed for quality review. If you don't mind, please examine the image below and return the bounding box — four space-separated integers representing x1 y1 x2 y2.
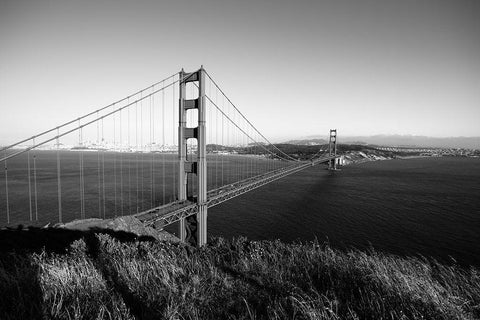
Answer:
207 157 480 267
2 152 479 267
0 151 180 224
0 151 287 225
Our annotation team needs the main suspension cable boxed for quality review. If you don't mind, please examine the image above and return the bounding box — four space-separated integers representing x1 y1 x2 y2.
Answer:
204 70 298 162
0 73 178 153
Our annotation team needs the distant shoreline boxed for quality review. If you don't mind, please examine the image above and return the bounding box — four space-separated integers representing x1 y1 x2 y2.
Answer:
341 151 477 167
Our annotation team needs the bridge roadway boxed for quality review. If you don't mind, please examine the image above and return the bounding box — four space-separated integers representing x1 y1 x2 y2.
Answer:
135 155 337 228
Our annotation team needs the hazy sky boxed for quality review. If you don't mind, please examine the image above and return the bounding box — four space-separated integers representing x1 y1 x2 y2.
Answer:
1 0 479 143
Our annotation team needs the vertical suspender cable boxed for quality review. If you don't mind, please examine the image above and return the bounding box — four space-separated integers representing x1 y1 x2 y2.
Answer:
249 129 251 178
235 108 238 182
252 131 254 176
260 133 263 175
255 134 258 176
242 126 245 181
246 129 249 179
256 137 259 176
172 76 176 201
250 129 253 178
140 95 144 210
79 121 84 219
261 136 268 173
102 117 106 218
97 112 102 218
135 101 139 213
32 138 38 220
83 129 86 217
120 105 124 215
230 106 233 182
247 126 250 179
150 89 154 208
33 151 38 221
234 111 237 183
215 87 218 190
247 129 251 179
226 102 229 185
245 126 247 180
247 126 252 179
27 149 32 221
82 127 85 218
113 107 117 216
79 124 82 218
221 95 224 187
141 94 145 210
128 101 132 213
162 80 165 205
140 94 147 211
269 142 272 172
4 150 9 224
234 112 238 181
56 128 62 223
81 126 84 218
240 125 243 181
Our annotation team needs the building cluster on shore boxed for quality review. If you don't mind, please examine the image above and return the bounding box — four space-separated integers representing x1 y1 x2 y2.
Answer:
375 146 480 157
342 146 480 166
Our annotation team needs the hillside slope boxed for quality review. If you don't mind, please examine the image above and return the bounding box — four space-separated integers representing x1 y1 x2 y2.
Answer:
1 232 479 320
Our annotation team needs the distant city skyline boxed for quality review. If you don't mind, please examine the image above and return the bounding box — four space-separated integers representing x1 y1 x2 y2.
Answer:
1 0 479 145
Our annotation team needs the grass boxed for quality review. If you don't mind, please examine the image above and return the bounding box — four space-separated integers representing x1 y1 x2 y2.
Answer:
0 231 479 319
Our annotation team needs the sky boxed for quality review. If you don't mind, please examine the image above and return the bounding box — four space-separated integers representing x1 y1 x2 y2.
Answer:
1 0 479 144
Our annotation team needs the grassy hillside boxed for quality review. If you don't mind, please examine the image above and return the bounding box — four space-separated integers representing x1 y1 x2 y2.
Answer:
1 231 479 320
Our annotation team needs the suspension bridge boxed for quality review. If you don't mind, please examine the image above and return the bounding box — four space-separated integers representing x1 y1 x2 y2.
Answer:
0 67 340 246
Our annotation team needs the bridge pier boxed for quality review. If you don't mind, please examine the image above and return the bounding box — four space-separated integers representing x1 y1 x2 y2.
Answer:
178 66 208 247
328 129 337 170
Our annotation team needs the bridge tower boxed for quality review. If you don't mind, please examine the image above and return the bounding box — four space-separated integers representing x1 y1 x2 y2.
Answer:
328 129 337 170
178 67 208 247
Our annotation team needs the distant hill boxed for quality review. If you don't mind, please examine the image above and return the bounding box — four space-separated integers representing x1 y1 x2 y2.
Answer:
283 138 328 146
289 135 480 149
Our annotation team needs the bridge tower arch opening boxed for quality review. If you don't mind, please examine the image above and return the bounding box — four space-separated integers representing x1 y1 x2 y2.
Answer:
178 66 207 247
328 129 337 170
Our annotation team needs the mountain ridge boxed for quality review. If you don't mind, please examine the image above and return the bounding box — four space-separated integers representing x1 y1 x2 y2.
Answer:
284 134 480 149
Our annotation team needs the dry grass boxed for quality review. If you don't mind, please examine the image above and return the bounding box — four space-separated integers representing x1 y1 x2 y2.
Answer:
0 234 479 319
35 239 134 319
